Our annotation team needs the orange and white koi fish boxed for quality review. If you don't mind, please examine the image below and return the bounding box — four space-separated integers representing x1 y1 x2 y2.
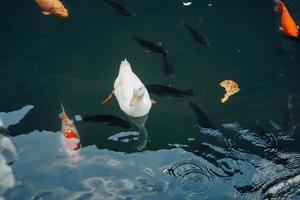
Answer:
59 104 80 162
36 0 68 17
275 0 299 38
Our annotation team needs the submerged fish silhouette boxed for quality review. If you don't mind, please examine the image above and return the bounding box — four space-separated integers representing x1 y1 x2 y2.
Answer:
133 36 175 76
182 20 209 46
162 52 175 76
281 95 300 135
133 36 167 54
82 114 131 129
146 84 193 97
103 0 135 16
189 102 216 129
269 94 300 135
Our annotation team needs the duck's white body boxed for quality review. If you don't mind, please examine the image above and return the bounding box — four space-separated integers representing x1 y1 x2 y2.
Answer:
114 59 152 117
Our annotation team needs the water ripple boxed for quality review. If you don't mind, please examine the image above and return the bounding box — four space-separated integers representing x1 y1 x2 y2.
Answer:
163 160 217 194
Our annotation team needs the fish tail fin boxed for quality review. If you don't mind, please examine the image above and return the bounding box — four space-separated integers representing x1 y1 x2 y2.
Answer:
59 103 67 119
274 0 284 13
60 103 66 114
184 89 194 96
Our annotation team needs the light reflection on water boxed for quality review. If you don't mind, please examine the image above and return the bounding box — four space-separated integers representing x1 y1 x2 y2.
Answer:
0 105 300 199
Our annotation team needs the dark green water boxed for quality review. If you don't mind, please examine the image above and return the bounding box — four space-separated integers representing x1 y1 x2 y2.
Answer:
1 0 300 199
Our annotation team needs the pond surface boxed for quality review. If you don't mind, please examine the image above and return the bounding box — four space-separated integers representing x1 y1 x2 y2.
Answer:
1 0 300 199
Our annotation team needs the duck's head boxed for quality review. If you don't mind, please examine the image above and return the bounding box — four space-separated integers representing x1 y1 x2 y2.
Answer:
130 86 146 107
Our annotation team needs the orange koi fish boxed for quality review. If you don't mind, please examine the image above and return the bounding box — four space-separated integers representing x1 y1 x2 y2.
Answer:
36 0 68 17
275 0 299 38
59 104 80 162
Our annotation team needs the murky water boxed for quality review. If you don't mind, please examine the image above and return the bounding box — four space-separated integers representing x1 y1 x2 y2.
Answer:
1 0 300 199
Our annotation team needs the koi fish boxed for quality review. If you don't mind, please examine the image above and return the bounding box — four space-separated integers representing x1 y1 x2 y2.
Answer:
189 102 216 129
162 52 175 76
59 104 80 162
146 84 193 97
36 0 68 17
133 36 174 76
281 94 295 134
181 20 209 46
103 0 135 17
270 95 300 135
275 0 299 38
133 36 167 54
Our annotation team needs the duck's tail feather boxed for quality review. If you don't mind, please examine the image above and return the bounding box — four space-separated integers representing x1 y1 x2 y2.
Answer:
119 58 132 73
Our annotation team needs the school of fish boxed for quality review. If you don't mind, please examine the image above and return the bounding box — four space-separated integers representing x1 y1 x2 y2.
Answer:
27 0 300 161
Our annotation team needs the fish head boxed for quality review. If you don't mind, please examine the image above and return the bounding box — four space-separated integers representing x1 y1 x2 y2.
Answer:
289 29 298 38
286 25 299 38
53 7 68 17
130 86 146 106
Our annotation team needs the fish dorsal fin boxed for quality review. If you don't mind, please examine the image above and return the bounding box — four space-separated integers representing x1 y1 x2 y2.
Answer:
60 103 66 114
59 103 68 119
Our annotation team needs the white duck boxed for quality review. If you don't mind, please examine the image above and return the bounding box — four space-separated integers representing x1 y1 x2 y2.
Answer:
102 59 153 117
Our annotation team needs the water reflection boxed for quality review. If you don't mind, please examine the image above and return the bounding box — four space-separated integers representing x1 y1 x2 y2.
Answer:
127 114 149 151
0 105 33 199
0 105 33 129
2 124 300 199
1 104 300 199
163 160 218 195
0 137 16 197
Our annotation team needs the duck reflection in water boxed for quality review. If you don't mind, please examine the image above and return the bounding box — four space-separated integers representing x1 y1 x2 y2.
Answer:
102 59 154 151
127 114 149 151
